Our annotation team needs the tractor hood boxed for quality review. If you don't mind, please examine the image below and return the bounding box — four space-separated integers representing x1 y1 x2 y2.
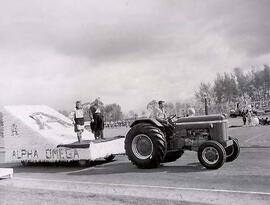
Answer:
176 114 227 123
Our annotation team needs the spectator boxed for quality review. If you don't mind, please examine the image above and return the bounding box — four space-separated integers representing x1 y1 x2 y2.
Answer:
72 101 84 143
90 98 105 140
251 114 259 126
242 110 247 125
247 109 252 126
187 107 196 117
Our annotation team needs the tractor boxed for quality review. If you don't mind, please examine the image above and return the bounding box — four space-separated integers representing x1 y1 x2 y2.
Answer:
124 114 240 169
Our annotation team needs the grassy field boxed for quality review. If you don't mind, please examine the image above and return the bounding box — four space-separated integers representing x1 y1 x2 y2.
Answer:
104 127 129 138
228 117 270 147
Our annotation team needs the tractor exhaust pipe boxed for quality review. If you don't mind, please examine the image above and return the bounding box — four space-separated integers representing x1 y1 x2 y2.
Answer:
204 97 208 115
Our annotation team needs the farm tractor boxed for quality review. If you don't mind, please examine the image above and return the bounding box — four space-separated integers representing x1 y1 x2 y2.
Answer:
125 114 240 169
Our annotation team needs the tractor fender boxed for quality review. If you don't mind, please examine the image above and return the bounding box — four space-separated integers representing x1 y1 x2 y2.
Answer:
130 118 164 128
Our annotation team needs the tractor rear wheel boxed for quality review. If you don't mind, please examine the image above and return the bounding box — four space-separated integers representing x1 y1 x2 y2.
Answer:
125 123 166 169
162 150 184 163
226 138 240 162
198 141 226 169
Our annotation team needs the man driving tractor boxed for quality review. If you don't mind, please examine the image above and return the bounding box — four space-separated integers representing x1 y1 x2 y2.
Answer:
149 100 174 137
149 100 168 121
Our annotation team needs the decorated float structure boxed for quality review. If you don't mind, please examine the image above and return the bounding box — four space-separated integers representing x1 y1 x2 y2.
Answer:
0 105 125 165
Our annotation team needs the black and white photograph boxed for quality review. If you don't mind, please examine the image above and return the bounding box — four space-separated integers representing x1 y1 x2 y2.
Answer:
0 0 269 204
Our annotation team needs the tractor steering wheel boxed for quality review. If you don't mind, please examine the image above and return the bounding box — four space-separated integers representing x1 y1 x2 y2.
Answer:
167 114 177 122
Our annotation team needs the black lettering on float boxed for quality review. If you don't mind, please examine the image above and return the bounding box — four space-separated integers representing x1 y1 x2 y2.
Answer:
34 150 38 158
59 149 64 159
17 150 21 159
46 149 51 159
52 149 58 159
27 150 33 158
59 149 61 159
21 149 26 158
66 149 72 159
74 149 79 159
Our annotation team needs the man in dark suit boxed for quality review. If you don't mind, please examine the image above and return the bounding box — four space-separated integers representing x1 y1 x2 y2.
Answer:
90 98 105 140
92 107 104 139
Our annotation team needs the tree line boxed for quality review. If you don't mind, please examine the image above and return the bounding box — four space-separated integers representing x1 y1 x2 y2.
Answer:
59 65 270 120
195 65 270 106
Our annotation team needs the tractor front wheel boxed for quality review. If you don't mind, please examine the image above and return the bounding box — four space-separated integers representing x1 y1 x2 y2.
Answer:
226 138 240 162
125 123 166 169
198 141 226 169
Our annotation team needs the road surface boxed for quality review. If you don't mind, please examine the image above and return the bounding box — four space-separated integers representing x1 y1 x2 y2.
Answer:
0 119 270 204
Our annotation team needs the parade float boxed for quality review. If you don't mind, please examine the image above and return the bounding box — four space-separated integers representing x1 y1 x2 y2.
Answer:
0 105 125 165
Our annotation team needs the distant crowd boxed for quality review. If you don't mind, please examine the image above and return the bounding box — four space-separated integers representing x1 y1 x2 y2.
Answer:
240 104 270 126
104 120 132 128
259 117 270 125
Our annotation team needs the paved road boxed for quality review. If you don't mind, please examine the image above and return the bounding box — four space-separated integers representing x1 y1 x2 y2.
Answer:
0 120 270 204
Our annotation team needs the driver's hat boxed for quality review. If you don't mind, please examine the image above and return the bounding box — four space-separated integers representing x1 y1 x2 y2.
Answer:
158 100 165 105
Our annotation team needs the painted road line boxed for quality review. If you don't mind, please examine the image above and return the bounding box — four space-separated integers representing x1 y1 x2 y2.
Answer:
12 177 270 196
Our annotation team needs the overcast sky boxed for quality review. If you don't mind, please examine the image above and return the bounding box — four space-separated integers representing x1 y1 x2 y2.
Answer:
1 0 270 113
